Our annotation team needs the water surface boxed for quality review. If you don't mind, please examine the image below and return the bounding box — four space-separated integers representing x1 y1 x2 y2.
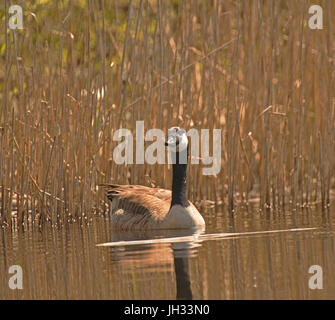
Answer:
1 204 334 299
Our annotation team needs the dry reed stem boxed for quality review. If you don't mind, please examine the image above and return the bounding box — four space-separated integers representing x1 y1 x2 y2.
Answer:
0 0 334 228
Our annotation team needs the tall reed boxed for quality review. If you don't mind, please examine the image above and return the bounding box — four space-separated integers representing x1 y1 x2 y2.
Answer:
0 0 334 229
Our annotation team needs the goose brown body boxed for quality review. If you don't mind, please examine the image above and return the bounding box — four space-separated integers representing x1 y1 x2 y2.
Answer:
101 184 204 230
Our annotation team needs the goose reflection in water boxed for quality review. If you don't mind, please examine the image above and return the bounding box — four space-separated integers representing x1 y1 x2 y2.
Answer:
103 227 204 300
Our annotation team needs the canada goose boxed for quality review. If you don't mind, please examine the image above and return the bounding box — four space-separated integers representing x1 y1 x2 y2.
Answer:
101 127 205 230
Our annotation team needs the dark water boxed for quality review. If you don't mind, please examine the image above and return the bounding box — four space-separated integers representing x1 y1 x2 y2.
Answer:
1 204 335 299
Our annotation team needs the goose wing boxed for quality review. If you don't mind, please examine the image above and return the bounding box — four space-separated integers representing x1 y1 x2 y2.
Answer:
106 184 171 200
100 184 172 230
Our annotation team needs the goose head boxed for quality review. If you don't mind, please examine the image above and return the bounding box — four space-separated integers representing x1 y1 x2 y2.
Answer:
165 127 188 151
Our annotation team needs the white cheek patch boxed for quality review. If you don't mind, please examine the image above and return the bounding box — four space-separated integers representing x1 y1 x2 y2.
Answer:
167 141 178 153
166 128 188 156
166 128 178 151
177 134 188 151
166 135 177 146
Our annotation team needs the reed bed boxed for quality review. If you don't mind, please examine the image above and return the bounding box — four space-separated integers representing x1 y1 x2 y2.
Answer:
0 0 334 229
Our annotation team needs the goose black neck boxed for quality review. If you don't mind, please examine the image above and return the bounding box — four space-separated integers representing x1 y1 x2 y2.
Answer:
171 148 189 207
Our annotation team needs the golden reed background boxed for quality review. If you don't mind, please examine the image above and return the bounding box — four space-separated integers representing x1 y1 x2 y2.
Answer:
0 0 334 228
